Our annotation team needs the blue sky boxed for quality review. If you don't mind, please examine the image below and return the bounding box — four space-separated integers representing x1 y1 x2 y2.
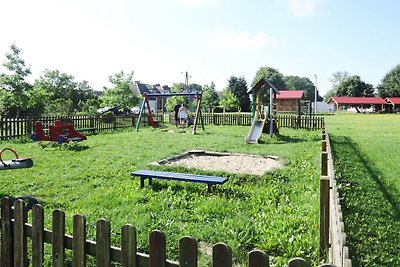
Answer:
0 0 399 96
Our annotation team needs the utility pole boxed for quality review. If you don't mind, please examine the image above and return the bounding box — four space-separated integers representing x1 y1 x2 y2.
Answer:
181 71 191 91
314 74 318 115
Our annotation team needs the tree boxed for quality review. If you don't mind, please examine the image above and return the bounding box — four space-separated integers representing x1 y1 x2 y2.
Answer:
325 71 349 99
226 76 250 112
283 75 322 101
335 75 374 97
219 89 239 112
251 67 285 104
330 71 349 86
202 82 219 111
101 71 139 110
252 67 285 90
33 69 99 115
0 44 32 116
377 64 400 98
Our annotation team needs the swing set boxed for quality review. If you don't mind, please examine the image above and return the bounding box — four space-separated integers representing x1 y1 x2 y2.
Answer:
135 92 205 134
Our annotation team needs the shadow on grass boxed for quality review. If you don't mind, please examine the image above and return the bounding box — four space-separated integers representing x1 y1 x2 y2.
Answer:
330 135 400 266
331 135 400 219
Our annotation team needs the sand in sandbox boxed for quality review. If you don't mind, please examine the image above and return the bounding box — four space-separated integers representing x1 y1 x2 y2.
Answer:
161 152 284 175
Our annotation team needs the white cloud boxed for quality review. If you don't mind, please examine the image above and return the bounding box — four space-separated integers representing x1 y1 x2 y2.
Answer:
286 0 324 17
180 0 221 7
210 27 279 52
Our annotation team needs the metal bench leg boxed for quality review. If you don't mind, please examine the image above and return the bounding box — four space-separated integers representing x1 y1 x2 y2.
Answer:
207 184 212 193
149 178 152 185
140 178 145 188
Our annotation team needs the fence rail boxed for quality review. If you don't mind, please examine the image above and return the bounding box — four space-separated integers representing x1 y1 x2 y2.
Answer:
320 126 352 267
0 114 324 140
0 197 336 267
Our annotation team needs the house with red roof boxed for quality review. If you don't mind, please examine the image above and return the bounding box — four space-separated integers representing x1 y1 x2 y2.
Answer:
384 97 400 112
326 96 386 113
276 90 304 115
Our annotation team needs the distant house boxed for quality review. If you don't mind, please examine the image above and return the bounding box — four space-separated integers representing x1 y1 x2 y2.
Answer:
384 97 400 112
276 90 304 115
326 96 386 113
130 81 172 112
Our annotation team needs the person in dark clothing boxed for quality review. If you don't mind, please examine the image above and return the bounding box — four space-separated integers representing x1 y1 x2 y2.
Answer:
174 103 181 127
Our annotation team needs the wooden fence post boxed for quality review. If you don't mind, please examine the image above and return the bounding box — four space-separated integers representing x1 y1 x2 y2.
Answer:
149 230 166 267
320 175 330 258
32 204 44 267
14 199 28 267
212 243 232 267
287 257 310 267
121 224 137 267
73 214 87 267
1 197 13 267
179 236 197 267
96 218 111 267
248 249 269 267
53 209 65 267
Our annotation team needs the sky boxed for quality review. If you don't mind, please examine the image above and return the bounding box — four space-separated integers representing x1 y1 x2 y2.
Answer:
0 0 399 96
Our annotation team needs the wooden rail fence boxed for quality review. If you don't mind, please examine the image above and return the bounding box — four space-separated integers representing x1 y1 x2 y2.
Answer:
0 197 337 267
0 114 324 140
320 126 352 267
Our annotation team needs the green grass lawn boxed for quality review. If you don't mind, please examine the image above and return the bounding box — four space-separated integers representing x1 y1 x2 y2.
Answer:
325 114 400 266
0 125 322 266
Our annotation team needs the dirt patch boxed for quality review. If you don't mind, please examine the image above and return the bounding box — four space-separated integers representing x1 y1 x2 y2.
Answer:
155 150 284 176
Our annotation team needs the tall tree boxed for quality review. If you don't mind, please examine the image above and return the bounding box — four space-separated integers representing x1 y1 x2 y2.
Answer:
252 67 285 104
377 64 400 98
335 75 374 97
0 44 32 116
326 71 349 99
252 67 285 90
101 71 139 110
283 75 322 101
226 76 250 112
330 71 349 86
202 82 219 111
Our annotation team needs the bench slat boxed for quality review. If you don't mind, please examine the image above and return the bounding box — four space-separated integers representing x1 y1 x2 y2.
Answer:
131 170 227 185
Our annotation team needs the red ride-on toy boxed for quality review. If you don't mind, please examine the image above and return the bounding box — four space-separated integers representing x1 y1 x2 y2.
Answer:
31 120 87 144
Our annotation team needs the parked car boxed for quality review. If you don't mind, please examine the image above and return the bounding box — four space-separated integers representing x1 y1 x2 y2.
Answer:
97 106 119 114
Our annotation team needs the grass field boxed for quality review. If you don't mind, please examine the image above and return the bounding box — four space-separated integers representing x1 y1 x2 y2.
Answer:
325 114 400 266
0 125 322 266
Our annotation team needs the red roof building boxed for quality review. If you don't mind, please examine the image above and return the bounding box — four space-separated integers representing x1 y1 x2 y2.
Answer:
326 96 386 113
276 90 304 114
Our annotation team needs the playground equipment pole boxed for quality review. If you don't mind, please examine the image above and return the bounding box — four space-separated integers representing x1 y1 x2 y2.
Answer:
192 92 204 134
269 87 274 137
314 74 318 115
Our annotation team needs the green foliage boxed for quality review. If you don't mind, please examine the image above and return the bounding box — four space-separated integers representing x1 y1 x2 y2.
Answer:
0 43 32 116
101 71 139 110
377 64 400 98
219 90 239 111
283 75 322 101
335 75 374 97
32 69 99 115
326 114 400 266
226 76 250 112
202 82 219 111
252 66 285 90
0 125 321 266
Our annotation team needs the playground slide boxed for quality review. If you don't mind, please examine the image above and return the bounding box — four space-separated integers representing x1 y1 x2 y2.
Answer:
245 115 266 144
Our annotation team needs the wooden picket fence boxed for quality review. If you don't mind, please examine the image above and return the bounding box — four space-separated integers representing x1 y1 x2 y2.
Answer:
0 197 338 267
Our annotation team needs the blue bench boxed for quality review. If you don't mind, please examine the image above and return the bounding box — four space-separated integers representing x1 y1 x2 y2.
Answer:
131 170 228 192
